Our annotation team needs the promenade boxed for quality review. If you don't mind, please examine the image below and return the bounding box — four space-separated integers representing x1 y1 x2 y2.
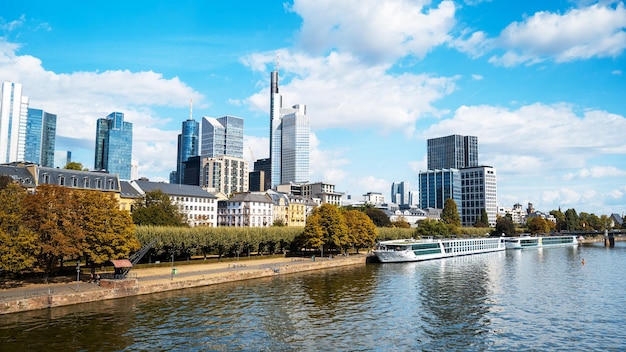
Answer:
0 254 367 315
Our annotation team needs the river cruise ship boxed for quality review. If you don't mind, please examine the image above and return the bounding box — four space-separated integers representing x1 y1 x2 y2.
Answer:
503 235 578 249
372 237 505 263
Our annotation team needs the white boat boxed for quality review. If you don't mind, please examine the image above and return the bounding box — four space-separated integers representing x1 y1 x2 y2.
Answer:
372 237 505 263
503 235 578 250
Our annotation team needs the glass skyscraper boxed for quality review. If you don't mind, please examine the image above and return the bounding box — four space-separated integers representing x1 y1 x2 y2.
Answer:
268 70 309 187
0 81 29 163
427 134 478 170
418 169 461 210
201 115 243 158
94 112 133 180
172 117 199 184
25 108 57 167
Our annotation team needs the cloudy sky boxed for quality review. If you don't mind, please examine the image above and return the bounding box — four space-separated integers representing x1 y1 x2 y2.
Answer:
1 0 625 216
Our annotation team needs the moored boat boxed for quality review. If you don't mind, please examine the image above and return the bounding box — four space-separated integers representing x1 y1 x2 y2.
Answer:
503 235 578 250
372 236 505 263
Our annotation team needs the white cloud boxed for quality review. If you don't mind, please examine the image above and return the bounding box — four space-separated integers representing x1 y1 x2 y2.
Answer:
564 166 626 180
489 3 626 66
290 0 457 63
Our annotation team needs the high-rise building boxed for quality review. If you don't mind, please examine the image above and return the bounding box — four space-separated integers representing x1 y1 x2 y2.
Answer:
391 181 411 207
253 157 271 191
460 166 497 227
94 112 133 180
171 116 199 184
201 115 244 159
427 134 478 170
268 70 309 187
0 81 29 163
25 108 57 167
418 168 461 210
200 155 248 196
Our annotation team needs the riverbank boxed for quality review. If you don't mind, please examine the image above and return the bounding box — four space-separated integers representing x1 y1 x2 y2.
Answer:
0 254 367 315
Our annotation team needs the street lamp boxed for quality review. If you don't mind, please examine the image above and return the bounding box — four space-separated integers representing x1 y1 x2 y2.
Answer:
76 260 80 291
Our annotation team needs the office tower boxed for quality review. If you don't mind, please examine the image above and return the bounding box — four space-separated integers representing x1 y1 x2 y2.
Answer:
391 181 411 207
201 115 244 158
94 112 133 180
248 170 265 192
66 151 72 165
268 70 309 187
0 81 29 163
254 157 271 191
200 155 248 196
25 108 57 167
172 113 199 184
427 134 478 170
418 168 461 210
460 166 497 227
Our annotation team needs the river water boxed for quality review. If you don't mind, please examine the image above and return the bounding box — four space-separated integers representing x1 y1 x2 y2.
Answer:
1 242 625 351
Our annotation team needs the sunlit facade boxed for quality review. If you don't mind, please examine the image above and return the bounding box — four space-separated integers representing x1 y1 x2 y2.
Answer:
0 81 29 163
418 168 461 211
172 118 199 184
94 112 133 180
427 135 478 170
201 115 244 158
25 108 56 167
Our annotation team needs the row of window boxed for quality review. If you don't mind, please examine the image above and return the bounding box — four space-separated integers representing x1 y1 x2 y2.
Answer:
41 173 116 190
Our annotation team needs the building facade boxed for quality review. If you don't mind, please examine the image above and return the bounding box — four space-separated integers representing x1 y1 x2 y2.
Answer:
200 155 249 197
391 181 412 207
268 70 309 187
94 112 133 180
460 166 497 227
201 115 244 159
302 182 343 206
25 108 56 167
217 192 273 227
253 158 271 191
418 168 462 211
427 134 478 170
172 117 199 184
0 81 29 163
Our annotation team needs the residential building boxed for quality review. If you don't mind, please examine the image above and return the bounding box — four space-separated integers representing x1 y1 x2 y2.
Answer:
131 179 218 227
94 112 133 180
171 116 199 184
0 81 29 163
418 168 461 211
427 134 478 170
201 115 244 159
25 108 56 167
302 182 343 206
119 180 143 212
267 190 289 226
269 70 309 187
460 166 497 227
217 192 273 227
199 155 248 197
287 195 309 227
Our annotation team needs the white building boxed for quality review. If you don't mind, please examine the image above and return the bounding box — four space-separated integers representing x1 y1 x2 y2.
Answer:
217 192 273 227
363 192 385 205
460 166 497 227
302 182 343 206
0 81 29 163
131 180 218 227
200 155 249 197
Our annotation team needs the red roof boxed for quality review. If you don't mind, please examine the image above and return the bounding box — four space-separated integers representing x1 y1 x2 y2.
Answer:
110 259 133 268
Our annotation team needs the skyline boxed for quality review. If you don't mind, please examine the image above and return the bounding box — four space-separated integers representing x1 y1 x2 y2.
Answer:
1 1 625 215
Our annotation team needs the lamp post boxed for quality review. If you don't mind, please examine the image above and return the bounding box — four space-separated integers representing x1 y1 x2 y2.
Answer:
76 260 80 291
171 252 175 280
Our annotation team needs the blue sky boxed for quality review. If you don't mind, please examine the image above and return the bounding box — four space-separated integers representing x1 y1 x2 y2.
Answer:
1 0 625 216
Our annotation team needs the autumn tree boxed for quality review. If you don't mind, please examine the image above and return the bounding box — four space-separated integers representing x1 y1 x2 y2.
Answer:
342 209 377 253
64 162 87 171
301 204 348 255
364 207 391 227
301 212 324 252
76 190 140 274
132 189 188 226
0 183 37 274
22 185 85 278
391 216 411 229
0 174 13 189
527 217 553 235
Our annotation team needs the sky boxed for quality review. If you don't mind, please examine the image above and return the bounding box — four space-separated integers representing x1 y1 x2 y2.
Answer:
1 0 625 216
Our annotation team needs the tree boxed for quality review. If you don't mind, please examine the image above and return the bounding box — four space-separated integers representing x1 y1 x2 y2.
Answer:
414 219 449 238
527 217 552 235
391 217 411 229
0 183 37 274
550 209 566 231
64 162 87 171
302 204 348 254
302 213 324 251
23 185 85 278
0 174 14 189
364 207 391 227
132 190 188 226
564 208 580 231
474 208 490 228
76 190 140 274
441 198 461 227
492 217 515 237
343 209 377 253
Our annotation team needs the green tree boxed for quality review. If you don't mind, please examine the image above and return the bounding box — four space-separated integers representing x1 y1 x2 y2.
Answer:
302 212 324 251
364 207 391 227
414 219 449 238
23 185 85 278
343 209 377 253
474 208 489 228
64 162 87 170
0 183 37 274
441 198 461 227
492 216 515 237
564 208 580 231
132 189 188 226
550 209 566 231
76 190 140 274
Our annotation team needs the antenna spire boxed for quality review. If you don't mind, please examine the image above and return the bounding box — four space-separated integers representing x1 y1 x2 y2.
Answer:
275 52 280 72
189 99 193 120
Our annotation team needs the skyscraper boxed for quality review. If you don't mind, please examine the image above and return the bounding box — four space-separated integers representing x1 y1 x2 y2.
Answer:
25 108 57 167
94 112 133 180
418 168 461 210
201 115 244 158
391 181 413 207
268 70 309 187
172 114 199 184
0 81 29 163
427 134 478 170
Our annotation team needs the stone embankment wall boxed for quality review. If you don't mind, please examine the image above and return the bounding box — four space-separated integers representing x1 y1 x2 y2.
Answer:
1 255 366 315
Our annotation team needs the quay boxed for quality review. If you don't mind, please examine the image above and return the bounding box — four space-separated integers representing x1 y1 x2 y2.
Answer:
0 254 366 315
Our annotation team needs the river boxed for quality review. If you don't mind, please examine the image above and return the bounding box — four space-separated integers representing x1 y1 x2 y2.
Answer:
1 242 625 351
